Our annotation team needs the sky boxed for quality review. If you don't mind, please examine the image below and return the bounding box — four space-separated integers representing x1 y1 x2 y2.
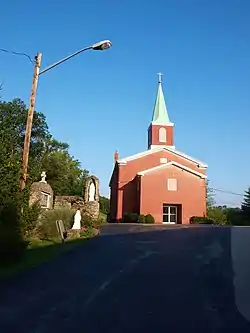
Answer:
0 0 250 206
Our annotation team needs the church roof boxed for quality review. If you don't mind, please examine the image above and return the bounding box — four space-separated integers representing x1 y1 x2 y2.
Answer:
137 161 207 179
117 146 208 168
151 73 173 125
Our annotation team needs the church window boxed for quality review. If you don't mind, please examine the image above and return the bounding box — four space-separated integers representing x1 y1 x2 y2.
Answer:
160 158 168 164
167 178 177 191
159 127 167 142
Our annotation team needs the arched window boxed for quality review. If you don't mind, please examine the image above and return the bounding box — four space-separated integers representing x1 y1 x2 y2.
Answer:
159 127 167 142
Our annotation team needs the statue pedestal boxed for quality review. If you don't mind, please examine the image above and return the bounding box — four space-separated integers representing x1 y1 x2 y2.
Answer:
83 201 99 220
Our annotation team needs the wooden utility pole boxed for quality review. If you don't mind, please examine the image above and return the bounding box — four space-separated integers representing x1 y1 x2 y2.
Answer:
20 52 42 190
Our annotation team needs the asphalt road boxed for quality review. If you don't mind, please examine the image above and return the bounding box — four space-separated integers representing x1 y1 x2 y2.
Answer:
0 225 250 333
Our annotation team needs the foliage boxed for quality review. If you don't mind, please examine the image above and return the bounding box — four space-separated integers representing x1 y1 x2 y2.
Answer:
138 214 146 224
20 203 41 239
144 214 155 224
241 187 250 223
123 212 138 223
80 228 97 238
207 207 228 225
0 201 28 265
99 212 107 223
224 207 244 226
37 208 75 240
81 214 94 228
206 180 215 210
41 139 89 196
0 98 90 202
189 216 214 224
0 98 49 185
99 196 110 215
190 205 246 226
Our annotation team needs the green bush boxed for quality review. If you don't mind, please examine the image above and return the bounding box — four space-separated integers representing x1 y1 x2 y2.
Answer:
80 228 96 238
20 203 41 239
123 212 138 223
81 214 94 228
144 214 155 224
207 207 228 225
0 202 28 265
36 208 75 240
190 216 214 224
138 214 146 224
92 218 105 229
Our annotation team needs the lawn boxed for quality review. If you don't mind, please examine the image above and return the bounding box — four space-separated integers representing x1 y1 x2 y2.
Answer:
0 236 89 277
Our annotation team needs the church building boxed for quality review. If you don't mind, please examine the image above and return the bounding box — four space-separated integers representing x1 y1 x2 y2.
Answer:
109 74 207 224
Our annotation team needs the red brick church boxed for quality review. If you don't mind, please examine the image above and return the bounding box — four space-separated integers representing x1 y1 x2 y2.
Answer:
109 74 207 224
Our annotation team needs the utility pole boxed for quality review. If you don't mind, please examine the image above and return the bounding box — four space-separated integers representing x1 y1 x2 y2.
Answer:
20 52 42 190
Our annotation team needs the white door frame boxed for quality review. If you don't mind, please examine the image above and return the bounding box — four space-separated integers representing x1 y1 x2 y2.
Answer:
163 205 177 224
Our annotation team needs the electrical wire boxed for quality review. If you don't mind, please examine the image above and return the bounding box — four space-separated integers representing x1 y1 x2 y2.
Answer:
0 48 34 64
211 187 244 197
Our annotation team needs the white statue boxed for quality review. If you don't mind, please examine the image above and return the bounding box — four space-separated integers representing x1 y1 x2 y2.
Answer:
40 171 47 183
88 182 95 201
72 209 81 230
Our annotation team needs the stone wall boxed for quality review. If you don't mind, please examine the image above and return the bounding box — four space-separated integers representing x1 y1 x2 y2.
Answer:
29 174 100 219
54 196 85 210
83 201 100 220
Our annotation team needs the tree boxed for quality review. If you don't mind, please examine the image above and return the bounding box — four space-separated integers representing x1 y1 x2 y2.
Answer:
99 196 110 214
0 98 89 198
241 187 250 223
224 207 242 226
0 98 49 184
206 180 215 210
207 206 228 225
39 137 89 196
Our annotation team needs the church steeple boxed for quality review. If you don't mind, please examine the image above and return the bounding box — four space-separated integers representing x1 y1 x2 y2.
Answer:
148 73 174 149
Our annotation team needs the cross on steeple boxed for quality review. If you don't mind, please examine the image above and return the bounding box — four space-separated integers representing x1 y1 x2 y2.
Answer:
157 72 163 83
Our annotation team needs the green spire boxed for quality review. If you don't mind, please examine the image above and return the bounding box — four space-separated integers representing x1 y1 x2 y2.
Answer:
152 73 172 124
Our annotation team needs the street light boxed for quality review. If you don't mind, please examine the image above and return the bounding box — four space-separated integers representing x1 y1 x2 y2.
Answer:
20 40 112 190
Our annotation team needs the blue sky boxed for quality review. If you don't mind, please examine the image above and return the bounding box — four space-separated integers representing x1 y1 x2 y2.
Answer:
1 0 249 205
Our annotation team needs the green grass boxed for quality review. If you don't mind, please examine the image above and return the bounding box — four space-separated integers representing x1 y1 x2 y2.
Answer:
0 237 89 277
99 212 107 222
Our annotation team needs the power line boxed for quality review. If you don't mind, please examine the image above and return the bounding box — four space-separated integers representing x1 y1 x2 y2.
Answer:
0 48 34 64
211 187 244 197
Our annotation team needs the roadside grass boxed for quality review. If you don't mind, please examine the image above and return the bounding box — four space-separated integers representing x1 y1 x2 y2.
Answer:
0 236 90 277
99 212 107 222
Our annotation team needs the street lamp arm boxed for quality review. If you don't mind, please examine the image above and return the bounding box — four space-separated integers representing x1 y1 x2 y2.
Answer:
39 46 92 76
20 39 111 190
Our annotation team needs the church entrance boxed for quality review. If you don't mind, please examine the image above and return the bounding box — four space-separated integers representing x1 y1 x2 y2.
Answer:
162 204 181 224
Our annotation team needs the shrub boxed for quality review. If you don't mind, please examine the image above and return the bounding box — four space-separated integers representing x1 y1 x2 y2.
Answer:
80 228 97 238
123 212 138 223
144 214 155 224
92 218 105 229
36 208 75 240
20 203 41 239
123 213 130 223
207 207 228 225
0 201 28 265
190 216 214 224
81 214 94 228
138 214 146 224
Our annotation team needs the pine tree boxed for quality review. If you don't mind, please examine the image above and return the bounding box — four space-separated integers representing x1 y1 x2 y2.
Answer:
241 187 250 220
206 180 215 210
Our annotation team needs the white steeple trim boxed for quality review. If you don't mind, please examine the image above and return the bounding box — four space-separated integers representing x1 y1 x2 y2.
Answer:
117 146 208 168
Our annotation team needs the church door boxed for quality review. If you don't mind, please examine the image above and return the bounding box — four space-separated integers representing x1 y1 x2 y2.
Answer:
163 204 177 224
